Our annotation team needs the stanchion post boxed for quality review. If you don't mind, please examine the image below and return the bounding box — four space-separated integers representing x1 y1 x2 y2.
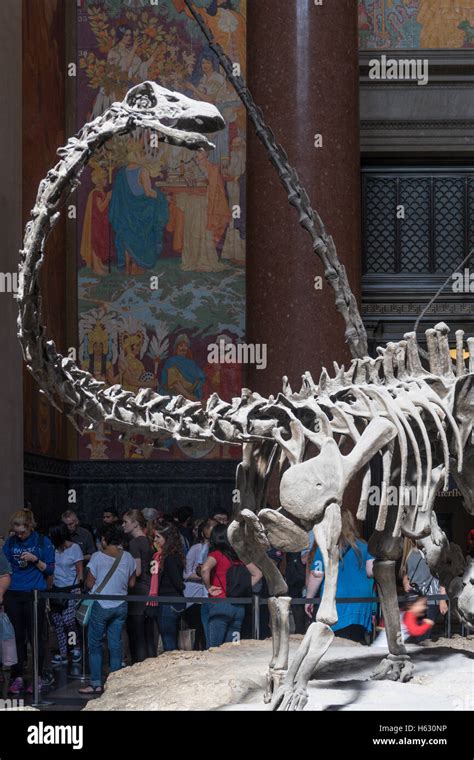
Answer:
32 589 39 707
447 603 452 639
252 595 260 640
80 621 87 682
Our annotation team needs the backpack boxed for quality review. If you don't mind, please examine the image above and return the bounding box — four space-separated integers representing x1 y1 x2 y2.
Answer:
225 561 252 599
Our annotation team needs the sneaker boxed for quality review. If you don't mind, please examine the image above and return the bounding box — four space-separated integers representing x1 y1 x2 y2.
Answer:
51 654 68 667
71 649 82 664
8 677 24 695
41 671 55 688
26 678 42 695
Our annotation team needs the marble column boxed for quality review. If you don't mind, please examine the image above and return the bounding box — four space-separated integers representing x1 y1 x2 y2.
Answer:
245 0 362 396
0 0 23 535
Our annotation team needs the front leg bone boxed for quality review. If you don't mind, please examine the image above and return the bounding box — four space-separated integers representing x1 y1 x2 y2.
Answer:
264 596 292 704
373 560 408 657
313 503 342 626
228 510 288 597
371 558 414 682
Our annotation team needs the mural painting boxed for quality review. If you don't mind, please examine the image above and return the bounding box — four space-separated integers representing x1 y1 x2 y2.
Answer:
76 0 246 460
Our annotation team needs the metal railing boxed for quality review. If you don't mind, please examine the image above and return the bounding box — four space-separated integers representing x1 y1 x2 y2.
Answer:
27 589 459 707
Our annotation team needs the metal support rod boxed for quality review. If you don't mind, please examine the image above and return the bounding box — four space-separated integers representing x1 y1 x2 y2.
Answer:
183 0 368 359
80 623 87 683
32 589 39 707
252 594 260 641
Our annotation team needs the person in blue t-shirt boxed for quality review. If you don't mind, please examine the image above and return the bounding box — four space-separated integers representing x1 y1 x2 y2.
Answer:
2 509 55 695
305 510 376 645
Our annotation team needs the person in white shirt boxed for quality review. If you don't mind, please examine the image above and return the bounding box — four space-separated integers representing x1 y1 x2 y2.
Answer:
49 523 84 667
79 526 136 696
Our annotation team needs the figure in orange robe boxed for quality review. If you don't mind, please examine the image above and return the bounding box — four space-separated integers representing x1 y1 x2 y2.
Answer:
80 167 112 275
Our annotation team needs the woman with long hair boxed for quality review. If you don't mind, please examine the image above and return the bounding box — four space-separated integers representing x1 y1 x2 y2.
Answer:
183 518 217 649
2 509 55 695
49 522 83 667
122 509 155 662
305 510 376 644
200 523 262 648
149 521 186 652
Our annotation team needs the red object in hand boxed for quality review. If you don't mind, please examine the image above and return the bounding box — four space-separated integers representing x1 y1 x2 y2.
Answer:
403 610 433 637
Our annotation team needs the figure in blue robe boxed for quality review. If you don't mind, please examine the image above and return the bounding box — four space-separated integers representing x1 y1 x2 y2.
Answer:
160 355 206 401
109 166 169 270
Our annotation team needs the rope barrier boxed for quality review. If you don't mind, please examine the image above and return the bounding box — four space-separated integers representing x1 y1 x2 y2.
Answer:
37 590 451 604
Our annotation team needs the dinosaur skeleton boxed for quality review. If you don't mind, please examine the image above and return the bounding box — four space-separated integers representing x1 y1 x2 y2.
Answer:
17 75 474 711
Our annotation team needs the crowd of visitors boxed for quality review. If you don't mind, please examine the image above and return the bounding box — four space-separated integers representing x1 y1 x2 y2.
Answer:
0 504 465 697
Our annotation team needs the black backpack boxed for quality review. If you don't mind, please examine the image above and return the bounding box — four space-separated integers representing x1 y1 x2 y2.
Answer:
285 552 306 589
225 561 252 599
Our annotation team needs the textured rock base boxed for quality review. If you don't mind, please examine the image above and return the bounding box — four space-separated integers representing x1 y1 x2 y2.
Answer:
84 638 276 712
84 635 473 712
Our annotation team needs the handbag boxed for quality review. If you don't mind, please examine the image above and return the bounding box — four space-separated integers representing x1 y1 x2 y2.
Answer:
408 552 431 596
76 550 123 627
0 609 17 667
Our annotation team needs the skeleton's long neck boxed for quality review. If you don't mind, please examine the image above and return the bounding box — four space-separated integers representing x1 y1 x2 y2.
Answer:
17 104 241 447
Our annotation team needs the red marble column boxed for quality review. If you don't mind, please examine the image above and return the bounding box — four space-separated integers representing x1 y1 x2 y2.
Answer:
0 0 23 533
245 0 361 396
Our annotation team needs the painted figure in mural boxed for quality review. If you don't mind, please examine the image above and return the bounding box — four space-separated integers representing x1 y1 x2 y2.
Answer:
359 0 421 50
221 134 245 264
419 0 474 47
459 20 474 47
91 26 158 117
173 0 246 76
80 164 113 275
358 0 372 48
118 319 156 394
79 308 120 458
187 55 239 167
109 141 169 275
80 317 117 386
172 149 231 272
386 0 422 49
159 334 206 401
204 334 242 400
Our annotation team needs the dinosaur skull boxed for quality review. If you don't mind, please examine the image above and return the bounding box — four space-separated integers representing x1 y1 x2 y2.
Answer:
120 81 225 148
